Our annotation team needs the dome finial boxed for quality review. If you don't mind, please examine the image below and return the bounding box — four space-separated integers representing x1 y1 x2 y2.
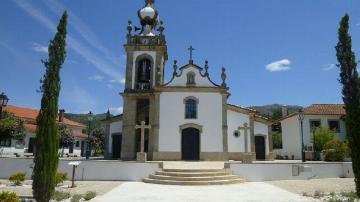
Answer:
145 0 155 5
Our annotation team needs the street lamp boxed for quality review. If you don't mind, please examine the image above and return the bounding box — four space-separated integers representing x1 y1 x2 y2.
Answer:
0 92 9 119
298 109 306 162
86 111 93 160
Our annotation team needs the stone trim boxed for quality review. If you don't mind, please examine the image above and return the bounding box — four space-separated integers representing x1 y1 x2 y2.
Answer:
183 96 199 104
249 113 256 156
155 87 228 94
153 152 229 161
222 94 228 157
179 123 203 134
124 45 168 60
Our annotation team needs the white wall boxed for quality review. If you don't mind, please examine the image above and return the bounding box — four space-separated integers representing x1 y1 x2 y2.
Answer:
159 92 223 152
227 110 249 152
281 114 346 159
167 65 216 87
108 121 123 153
0 158 160 181
229 162 354 181
281 116 301 159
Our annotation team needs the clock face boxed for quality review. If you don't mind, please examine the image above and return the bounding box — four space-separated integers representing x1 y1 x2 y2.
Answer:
141 38 150 44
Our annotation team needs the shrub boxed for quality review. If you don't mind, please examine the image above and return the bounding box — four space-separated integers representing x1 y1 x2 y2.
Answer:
9 172 25 186
313 190 324 198
311 127 335 151
0 191 20 202
71 194 83 202
83 191 96 201
51 190 71 201
55 172 67 186
323 140 349 161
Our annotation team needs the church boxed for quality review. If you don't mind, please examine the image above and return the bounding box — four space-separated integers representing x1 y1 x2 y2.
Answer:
103 0 273 162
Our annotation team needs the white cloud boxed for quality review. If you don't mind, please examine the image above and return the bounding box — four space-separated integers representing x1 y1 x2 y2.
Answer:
266 59 291 72
88 75 104 81
31 42 48 53
109 107 123 115
109 78 126 84
62 85 98 113
322 63 336 71
106 84 114 89
13 0 123 82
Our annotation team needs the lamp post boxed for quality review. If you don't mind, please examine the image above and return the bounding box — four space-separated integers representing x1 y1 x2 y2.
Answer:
298 109 306 162
0 92 9 119
86 111 93 160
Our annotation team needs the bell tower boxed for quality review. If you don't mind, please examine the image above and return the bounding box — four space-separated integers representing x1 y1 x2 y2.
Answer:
121 0 167 160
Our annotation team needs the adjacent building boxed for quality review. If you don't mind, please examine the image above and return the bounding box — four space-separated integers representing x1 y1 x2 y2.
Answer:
279 104 346 159
0 105 87 157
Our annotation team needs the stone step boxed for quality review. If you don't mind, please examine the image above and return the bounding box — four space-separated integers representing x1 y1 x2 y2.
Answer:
162 168 226 173
155 170 232 177
143 178 245 185
149 174 240 181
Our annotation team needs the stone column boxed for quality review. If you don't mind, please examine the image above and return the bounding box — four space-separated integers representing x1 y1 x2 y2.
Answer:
121 95 137 160
221 93 229 160
249 112 256 160
104 120 111 159
267 124 274 160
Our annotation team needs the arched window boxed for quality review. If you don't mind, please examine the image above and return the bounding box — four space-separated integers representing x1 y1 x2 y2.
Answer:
186 72 195 86
137 59 151 83
185 98 198 119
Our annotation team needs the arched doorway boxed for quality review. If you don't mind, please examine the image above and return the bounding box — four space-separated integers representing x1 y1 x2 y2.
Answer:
181 127 200 161
255 136 266 160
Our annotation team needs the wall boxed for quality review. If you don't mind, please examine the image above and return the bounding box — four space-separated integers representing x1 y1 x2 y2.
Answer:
229 162 354 181
227 110 249 152
159 92 223 152
0 158 160 181
108 121 123 153
281 116 301 159
167 65 216 87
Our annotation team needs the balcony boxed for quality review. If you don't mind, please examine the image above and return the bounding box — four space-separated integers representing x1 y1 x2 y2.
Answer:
127 35 166 46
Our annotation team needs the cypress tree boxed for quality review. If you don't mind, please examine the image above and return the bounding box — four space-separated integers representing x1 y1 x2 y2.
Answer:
32 11 68 202
335 14 360 196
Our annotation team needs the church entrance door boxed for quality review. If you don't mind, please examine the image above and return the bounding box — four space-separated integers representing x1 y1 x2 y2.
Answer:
181 128 200 161
112 134 122 159
255 136 266 160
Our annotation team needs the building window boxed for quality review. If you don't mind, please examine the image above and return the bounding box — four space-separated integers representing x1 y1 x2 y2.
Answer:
0 138 11 147
186 72 195 86
233 131 240 138
309 120 321 133
185 98 197 119
328 120 340 133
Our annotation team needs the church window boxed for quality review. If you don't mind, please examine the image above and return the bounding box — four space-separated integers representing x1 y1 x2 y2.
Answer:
233 131 240 138
185 98 197 119
186 72 196 86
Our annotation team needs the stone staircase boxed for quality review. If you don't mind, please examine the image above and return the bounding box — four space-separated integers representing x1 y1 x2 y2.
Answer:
143 162 245 185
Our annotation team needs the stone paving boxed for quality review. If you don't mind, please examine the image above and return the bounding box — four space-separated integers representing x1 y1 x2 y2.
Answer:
92 182 313 202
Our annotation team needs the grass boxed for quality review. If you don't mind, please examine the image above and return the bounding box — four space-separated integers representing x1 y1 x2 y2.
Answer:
83 191 97 201
51 190 71 201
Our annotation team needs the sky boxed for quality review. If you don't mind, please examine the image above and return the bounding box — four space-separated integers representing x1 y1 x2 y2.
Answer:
1 0 360 115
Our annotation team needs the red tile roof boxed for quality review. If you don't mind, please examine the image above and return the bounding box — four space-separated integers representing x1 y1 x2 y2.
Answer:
304 104 345 115
4 105 85 128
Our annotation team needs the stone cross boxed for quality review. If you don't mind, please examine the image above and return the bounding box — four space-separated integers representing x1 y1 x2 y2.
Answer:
135 121 151 153
188 46 195 62
238 123 251 153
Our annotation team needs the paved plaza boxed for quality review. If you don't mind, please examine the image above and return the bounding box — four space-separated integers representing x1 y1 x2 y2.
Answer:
92 182 313 202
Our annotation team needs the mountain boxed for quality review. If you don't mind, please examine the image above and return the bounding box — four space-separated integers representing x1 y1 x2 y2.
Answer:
249 104 303 119
64 113 110 129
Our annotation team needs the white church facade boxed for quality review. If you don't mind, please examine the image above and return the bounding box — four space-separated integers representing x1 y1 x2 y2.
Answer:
103 0 273 162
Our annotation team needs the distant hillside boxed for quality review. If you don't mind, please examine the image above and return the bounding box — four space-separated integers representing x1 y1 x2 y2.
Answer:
64 113 110 129
249 104 303 119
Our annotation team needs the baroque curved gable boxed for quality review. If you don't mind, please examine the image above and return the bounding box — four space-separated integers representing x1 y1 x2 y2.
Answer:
164 63 221 87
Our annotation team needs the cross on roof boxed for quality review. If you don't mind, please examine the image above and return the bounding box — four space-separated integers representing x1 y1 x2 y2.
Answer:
188 46 195 62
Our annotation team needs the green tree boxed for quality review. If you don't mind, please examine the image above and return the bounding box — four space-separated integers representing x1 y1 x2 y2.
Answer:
32 11 68 202
58 125 74 157
272 132 282 149
336 14 360 196
0 112 25 140
90 127 105 156
311 127 335 152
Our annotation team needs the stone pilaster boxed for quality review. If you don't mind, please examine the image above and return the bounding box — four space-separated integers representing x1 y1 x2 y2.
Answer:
221 93 229 160
152 93 160 153
267 124 274 160
121 95 137 160
104 121 111 159
125 51 134 90
249 112 256 160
